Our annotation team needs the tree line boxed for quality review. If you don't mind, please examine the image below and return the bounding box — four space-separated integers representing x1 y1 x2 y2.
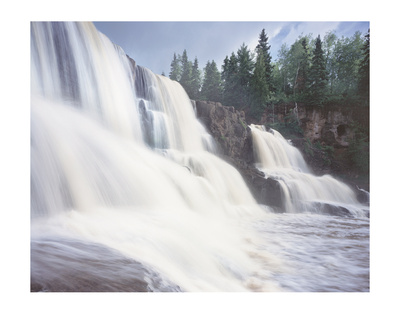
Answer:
168 28 370 117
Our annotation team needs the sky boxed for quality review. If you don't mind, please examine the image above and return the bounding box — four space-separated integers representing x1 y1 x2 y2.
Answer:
93 21 369 76
1 0 399 312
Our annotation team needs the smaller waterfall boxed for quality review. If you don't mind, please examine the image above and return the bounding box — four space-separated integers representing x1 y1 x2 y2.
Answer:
250 125 368 217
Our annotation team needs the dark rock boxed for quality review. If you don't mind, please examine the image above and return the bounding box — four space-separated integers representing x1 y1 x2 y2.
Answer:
31 238 182 292
194 100 369 215
195 100 286 211
195 100 254 164
249 175 285 212
311 202 352 217
356 187 370 205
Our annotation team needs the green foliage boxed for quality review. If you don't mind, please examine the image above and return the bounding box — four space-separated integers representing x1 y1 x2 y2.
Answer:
235 43 255 107
303 138 314 157
191 57 202 99
221 44 255 110
179 49 193 96
268 108 303 138
331 32 364 99
358 29 370 106
169 50 203 99
309 35 328 104
168 27 369 110
250 51 269 116
200 60 223 102
274 30 368 107
169 53 181 81
315 141 334 165
222 53 240 107
303 139 334 166
256 29 274 92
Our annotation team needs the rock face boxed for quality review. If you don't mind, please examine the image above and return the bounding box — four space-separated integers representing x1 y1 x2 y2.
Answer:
298 105 355 147
195 101 253 163
195 100 284 211
260 103 369 148
195 100 369 213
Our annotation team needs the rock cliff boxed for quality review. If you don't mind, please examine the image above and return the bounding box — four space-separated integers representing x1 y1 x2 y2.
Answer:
195 100 285 211
195 100 369 212
258 103 369 148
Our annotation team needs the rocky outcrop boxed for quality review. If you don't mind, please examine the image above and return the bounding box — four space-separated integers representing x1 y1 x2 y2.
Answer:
259 103 369 148
195 100 369 212
195 101 253 163
298 106 354 147
195 100 284 211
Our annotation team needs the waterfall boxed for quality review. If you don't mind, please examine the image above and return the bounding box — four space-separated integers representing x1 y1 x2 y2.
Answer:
249 124 368 217
31 22 276 292
30 22 368 292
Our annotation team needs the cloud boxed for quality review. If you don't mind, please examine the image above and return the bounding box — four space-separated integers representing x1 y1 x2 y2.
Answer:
94 21 369 75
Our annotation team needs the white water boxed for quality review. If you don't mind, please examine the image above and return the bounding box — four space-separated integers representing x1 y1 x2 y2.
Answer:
30 22 369 292
250 125 369 217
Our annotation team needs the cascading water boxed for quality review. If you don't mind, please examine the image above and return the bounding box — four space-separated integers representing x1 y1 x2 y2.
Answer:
30 21 369 292
249 125 369 217
31 21 275 292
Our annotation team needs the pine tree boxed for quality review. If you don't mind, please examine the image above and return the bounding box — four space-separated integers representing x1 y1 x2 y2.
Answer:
358 29 370 106
236 43 255 108
191 57 202 99
309 35 328 103
222 53 240 107
201 60 222 102
256 29 274 92
169 53 181 81
250 50 269 116
295 37 310 95
179 49 193 96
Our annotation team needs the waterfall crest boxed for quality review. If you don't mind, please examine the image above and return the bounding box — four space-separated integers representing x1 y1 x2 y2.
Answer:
31 22 273 292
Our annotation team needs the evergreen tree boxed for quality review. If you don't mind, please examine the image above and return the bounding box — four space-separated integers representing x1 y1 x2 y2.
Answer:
358 29 370 106
201 60 222 102
179 49 193 96
222 53 240 107
250 51 269 116
256 29 274 92
309 35 328 103
295 37 311 96
169 52 181 81
191 57 202 99
236 43 255 108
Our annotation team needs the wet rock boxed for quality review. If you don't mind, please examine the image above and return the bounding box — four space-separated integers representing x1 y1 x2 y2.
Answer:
311 202 352 217
31 238 182 292
195 100 286 211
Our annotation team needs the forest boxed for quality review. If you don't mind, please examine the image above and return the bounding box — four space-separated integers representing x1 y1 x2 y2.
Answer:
166 28 370 118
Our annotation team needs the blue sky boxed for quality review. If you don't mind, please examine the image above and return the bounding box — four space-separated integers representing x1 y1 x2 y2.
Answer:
93 21 369 76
